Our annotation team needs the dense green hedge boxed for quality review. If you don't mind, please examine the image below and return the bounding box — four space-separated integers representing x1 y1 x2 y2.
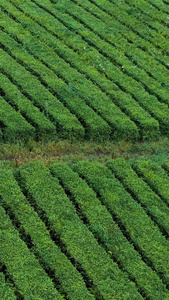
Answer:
74 160 169 287
90 0 169 68
0 169 93 300
0 272 16 300
0 73 56 141
106 158 169 235
42 0 169 134
2 0 163 140
16 161 143 299
3 0 158 140
1 0 169 141
43 0 169 134
51 162 169 299
71 0 169 89
0 6 138 141
124 0 169 24
0 48 85 140
132 160 169 206
1 159 169 298
0 206 62 299
0 96 34 142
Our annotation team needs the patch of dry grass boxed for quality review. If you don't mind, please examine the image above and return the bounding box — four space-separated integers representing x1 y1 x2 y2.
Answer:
1 136 169 169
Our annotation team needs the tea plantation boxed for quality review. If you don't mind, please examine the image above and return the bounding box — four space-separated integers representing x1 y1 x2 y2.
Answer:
1 0 169 142
1 158 169 299
1 0 169 299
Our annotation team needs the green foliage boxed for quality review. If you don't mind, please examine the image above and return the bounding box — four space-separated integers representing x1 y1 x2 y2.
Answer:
107 158 169 235
0 272 16 300
10 0 158 140
132 159 169 205
0 206 62 299
61 0 169 135
2 0 169 297
0 73 56 141
1 158 169 297
16 161 143 299
51 162 169 299
2 0 169 142
0 47 84 141
0 168 94 300
74 160 169 287
0 96 34 142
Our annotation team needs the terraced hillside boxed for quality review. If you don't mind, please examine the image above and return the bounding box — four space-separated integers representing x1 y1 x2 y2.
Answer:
1 0 169 142
1 158 169 299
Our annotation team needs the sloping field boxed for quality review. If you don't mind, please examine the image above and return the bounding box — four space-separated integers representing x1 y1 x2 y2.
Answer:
1 0 169 142
1 1 169 299
1 158 169 299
